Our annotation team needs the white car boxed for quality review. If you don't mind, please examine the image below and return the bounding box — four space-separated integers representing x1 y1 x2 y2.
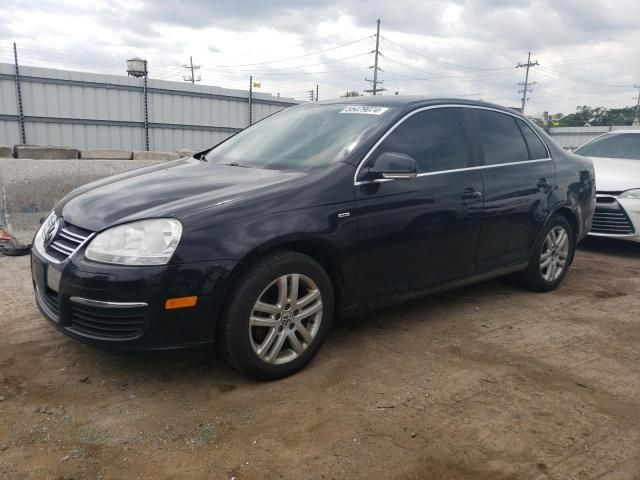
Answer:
575 129 640 242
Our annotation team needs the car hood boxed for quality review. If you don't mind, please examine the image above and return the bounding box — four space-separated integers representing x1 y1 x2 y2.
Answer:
57 158 305 232
587 156 640 192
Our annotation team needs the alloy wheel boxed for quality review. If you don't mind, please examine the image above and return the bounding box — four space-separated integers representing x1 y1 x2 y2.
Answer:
540 226 569 282
249 273 323 365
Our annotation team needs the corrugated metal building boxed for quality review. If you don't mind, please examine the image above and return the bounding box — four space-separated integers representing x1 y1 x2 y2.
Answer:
0 63 297 151
548 125 639 150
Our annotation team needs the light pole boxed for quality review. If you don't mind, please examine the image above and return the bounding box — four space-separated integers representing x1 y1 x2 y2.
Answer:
127 58 150 151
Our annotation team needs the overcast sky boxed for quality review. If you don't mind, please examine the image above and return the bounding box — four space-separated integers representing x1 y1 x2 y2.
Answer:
1 0 639 116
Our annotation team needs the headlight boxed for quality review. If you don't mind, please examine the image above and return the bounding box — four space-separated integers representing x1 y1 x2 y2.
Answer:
36 211 57 241
619 189 640 199
85 219 182 266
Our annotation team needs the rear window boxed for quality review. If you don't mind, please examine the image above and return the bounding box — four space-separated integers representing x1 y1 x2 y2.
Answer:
475 110 529 165
517 119 548 159
575 133 640 160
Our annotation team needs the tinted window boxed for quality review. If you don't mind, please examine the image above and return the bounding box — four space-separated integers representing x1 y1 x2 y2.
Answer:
372 108 470 173
575 133 640 160
476 110 529 165
517 119 548 159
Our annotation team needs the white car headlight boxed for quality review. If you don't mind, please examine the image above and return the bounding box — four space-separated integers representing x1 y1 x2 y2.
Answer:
619 189 640 199
36 211 56 241
85 219 182 266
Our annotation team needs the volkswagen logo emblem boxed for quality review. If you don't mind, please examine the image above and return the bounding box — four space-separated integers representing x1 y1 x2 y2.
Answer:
43 217 60 247
281 310 293 326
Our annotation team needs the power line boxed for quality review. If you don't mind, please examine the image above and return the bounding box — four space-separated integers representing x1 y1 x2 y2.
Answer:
219 52 370 73
384 69 517 84
212 35 374 68
382 35 512 72
543 50 640 67
382 57 518 81
537 66 631 89
242 67 364 77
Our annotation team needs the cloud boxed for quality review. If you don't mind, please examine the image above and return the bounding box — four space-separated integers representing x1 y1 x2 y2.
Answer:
1 0 638 115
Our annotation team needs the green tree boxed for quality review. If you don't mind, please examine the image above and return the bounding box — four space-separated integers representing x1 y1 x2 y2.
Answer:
554 105 637 127
341 90 362 97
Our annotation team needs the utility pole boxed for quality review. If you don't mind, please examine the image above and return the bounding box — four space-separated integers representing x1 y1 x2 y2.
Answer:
308 89 315 102
633 84 640 126
248 75 253 126
13 42 26 144
183 56 201 83
365 19 385 95
516 52 538 114
143 59 149 151
315 84 319 102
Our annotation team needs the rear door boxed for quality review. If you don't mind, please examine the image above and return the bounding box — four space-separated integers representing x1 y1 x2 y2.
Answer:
471 108 554 271
354 106 484 302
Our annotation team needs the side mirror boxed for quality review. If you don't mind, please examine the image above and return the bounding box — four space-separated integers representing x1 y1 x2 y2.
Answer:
367 152 418 180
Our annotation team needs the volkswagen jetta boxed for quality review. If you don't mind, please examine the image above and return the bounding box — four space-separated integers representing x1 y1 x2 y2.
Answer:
32 97 596 379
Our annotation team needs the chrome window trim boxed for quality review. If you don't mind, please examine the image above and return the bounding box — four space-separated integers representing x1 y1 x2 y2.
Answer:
353 103 552 186
69 296 148 309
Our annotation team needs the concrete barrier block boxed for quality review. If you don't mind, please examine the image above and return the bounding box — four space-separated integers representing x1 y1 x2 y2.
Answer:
176 149 196 158
132 151 180 161
14 144 79 159
0 145 12 158
0 158 165 244
80 149 133 160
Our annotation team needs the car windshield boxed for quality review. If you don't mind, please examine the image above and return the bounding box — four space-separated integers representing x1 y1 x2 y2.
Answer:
205 104 394 171
575 133 640 160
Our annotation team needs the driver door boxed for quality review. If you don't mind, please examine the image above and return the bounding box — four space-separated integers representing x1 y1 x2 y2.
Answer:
354 107 484 302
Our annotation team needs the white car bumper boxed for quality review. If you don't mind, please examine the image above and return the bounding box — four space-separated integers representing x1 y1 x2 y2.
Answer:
589 196 640 242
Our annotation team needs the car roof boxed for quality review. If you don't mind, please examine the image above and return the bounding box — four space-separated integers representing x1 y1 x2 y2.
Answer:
604 129 640 135
315 95 524 116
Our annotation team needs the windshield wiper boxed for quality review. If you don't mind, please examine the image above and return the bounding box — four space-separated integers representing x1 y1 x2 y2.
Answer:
220 162 252 168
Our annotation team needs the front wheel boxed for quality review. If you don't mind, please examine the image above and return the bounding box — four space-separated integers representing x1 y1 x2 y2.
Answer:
218 250 334 380
518 214 575 292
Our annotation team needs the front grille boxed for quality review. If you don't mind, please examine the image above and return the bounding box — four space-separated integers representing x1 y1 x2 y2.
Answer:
35 285 60 321
597 190 623 196
68 302 147 340
45 221 93 262
592 197 635 235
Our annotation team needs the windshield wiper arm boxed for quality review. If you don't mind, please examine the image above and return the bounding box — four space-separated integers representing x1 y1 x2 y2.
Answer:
221 162 252 168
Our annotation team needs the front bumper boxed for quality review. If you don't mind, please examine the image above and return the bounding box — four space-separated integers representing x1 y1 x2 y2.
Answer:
589 195 640 242
31 242 237 351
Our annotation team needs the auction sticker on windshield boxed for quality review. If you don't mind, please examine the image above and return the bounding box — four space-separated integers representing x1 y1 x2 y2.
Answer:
339 105 389 115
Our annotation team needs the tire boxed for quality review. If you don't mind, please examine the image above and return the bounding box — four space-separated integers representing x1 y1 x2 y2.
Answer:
517 214 575 292
218 250 334 380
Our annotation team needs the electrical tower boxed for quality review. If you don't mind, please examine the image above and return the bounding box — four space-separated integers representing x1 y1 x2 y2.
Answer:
364 18 385 95
183 56 201 83
633 84 640 126
308 89 315 101
516 52 538 114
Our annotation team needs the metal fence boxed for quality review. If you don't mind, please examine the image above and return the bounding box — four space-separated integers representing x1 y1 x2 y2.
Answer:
0 63 298 152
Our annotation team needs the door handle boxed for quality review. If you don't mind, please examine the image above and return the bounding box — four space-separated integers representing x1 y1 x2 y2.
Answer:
537 178 552 191
461 188 482 203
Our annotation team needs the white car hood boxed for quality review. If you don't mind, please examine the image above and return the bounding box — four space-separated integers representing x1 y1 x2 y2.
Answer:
588 156 640 192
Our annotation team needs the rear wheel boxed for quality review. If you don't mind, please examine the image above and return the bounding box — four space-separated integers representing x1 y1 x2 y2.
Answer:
518 214 575 292
218 250 334 380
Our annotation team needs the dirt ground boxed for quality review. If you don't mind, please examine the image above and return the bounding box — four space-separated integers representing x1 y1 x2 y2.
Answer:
1 238 640 480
